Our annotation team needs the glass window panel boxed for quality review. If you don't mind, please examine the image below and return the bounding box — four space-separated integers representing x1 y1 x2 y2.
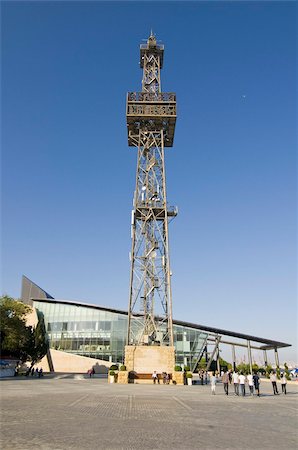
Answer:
86 308 94 317
104 321 111 331
176 333 183 342
99 311 106 321
183 342 190 352
71 340 78 351
176 342 183 351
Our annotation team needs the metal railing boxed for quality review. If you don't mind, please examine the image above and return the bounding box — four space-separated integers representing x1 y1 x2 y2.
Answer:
127 92 176 102
140 44 164 50
127 104 176 117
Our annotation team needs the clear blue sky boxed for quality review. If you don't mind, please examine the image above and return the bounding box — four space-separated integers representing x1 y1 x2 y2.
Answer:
2 1 297 364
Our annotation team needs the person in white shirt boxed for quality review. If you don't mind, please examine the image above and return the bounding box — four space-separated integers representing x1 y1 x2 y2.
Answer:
247 373 254 395
238 373 246 396
152 371 158 384
232 371 239 396
210 372 216 395
270 371 279 395
281 373 287 395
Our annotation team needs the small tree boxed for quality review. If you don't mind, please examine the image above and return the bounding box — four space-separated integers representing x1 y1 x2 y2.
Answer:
265 364 272 379
0 296 32 359
219 357 232 371
284 363 291 381
25 315 48 368
0 296 48 368
252 363 259 373
196 357 206 371
236 363 250 374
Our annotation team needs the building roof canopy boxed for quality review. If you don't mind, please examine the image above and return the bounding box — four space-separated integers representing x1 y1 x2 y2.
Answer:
31 297 290 350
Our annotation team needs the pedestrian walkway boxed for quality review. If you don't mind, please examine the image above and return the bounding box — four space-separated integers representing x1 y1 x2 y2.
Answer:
1 377 297 449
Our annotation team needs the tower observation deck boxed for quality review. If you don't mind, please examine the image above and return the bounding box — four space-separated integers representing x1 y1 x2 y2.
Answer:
126 33 177 348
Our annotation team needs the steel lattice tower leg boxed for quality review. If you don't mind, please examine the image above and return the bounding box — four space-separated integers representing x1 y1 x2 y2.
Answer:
126 33 177 349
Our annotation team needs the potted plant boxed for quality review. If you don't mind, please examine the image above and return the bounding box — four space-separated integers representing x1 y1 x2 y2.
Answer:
109 370 115 383
119 365 126 371
186 372 193 386
174 365 182 372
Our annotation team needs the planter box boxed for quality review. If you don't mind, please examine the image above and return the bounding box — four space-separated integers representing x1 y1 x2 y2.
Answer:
172 371 184 385
117 371 129 384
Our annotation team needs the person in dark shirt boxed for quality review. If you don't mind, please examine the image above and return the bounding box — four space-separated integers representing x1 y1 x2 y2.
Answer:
253 372 260 397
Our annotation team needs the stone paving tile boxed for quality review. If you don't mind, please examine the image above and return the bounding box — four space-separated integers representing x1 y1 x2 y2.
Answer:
1 377 297 450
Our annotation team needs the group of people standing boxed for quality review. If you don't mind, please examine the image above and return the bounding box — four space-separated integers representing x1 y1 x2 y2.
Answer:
270 371 287 395
210 370 259 396
152 371 171 384
230 371 260 396
210 369 288 397
25 367 43 378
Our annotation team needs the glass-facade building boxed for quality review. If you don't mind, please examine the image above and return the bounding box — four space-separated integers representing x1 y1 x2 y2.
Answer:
21 276 290 372
34 299 208 366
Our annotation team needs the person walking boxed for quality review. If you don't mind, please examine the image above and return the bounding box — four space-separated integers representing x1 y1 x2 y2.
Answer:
31 367 35 377
253 372 260 397
270 371 279 395
222 370 229 395
247 373 254 396
281 373 287 394
232 371 239 396
239 372 246 396
210 372 216 395
228 370 232 385
199 369 204 385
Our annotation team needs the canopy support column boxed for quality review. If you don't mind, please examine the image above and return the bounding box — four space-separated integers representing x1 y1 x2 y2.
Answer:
263 350 268 367
232 345 236 371
247 340 253 375
274 348 280 369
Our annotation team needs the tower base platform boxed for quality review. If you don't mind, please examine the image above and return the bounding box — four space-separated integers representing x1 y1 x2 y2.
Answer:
124 345 175 378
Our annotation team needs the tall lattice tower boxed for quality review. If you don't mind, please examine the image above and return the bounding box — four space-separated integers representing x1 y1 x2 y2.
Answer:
126 33 177 353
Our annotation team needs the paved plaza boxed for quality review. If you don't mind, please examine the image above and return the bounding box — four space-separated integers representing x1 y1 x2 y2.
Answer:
1 375 297 450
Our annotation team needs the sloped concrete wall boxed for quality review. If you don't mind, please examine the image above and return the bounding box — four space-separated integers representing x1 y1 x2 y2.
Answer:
39 349 110 374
